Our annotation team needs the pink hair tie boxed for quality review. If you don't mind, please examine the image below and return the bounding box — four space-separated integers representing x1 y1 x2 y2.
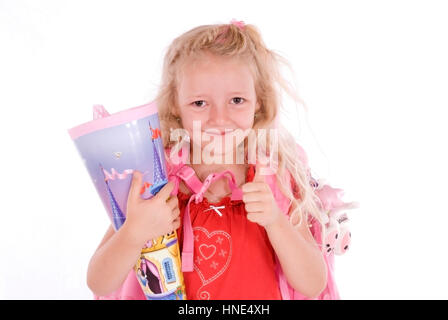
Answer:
230 18 245 30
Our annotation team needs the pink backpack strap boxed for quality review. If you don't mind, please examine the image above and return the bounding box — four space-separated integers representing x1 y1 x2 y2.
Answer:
271 142 344 300
175 166 203 194
275 218 341 300
170 157 243 200
165 144 244 272
180 170 243 272
166 144 203 194
276 258 292 300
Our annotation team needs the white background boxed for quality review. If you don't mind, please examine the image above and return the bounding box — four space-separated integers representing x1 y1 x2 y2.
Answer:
1 0 447 299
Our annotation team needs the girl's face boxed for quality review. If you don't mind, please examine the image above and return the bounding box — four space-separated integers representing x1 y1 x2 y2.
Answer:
176 52 260 156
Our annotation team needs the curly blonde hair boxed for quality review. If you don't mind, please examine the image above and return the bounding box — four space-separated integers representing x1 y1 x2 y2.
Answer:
155 21 324 234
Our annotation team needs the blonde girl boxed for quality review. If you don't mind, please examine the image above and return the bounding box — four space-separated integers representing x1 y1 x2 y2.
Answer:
88 20 344 300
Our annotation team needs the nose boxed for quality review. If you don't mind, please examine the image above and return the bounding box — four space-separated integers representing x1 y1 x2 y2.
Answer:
208 104 229 126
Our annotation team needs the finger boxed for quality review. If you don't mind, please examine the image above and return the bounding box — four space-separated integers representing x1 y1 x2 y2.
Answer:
172 218 181 230
241 182 265 193
246 212 259 223
171 207 180 220
128 170 143 201
166 196 178 209
154 181 174 201
242 191 263 203
245 202 264 213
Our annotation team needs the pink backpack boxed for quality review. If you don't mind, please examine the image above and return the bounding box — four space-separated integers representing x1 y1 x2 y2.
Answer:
94 143 353 300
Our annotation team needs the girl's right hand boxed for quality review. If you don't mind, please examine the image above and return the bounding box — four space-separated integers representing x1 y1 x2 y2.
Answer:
123 171 180 247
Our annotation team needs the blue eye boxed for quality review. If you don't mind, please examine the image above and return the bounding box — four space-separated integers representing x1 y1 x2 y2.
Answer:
231 97 245 104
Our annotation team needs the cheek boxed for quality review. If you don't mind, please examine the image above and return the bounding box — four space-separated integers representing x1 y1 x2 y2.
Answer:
179 118 203 146
233 108 255 129
178 109 204 131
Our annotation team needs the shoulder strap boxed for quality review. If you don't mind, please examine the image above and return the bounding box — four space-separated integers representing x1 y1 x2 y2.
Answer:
165 144 203 194
180 168 244 272
166 144 243 199
166 143 247 272
176 166 203 194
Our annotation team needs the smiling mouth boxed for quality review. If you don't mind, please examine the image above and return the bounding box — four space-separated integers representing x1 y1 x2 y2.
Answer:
203 129 235 136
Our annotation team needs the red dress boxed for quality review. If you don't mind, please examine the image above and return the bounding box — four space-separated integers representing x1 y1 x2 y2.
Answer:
176 164 282 300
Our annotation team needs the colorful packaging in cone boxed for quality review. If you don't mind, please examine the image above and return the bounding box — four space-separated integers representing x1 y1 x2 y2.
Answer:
68 102 186 300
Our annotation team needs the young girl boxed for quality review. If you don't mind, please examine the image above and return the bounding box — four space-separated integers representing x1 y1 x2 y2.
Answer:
87 19 349 300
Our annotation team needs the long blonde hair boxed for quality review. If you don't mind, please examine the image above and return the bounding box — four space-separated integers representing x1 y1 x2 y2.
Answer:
155 22 325 233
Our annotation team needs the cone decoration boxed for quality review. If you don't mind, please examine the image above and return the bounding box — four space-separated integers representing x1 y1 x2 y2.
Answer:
100 164 126 230
149 123 168 195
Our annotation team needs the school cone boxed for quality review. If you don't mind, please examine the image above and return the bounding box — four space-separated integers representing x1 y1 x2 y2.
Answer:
68 103 186 300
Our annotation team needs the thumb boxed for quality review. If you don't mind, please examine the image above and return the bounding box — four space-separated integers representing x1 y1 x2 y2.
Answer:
129 170 143 200
253 161 266 183
154 181 175 201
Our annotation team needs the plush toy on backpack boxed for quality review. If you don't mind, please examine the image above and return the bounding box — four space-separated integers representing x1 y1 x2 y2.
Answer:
313 179 359 256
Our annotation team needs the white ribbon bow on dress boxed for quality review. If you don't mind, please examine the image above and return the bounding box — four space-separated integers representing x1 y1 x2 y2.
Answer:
203 205 226 217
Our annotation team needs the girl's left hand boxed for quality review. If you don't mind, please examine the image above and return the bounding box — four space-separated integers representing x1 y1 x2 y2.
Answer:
242 163 282 228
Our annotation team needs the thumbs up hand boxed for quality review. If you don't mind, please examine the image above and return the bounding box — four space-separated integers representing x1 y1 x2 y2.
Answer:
241 162 282 228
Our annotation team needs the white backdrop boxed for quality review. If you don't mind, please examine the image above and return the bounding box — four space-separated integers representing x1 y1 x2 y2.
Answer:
1 0 447 299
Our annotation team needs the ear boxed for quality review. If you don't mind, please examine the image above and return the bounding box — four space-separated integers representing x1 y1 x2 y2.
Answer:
171 106 180 118
255 101 261 113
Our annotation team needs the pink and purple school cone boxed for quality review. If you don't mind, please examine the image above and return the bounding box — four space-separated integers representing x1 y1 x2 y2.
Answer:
68 102 186 300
